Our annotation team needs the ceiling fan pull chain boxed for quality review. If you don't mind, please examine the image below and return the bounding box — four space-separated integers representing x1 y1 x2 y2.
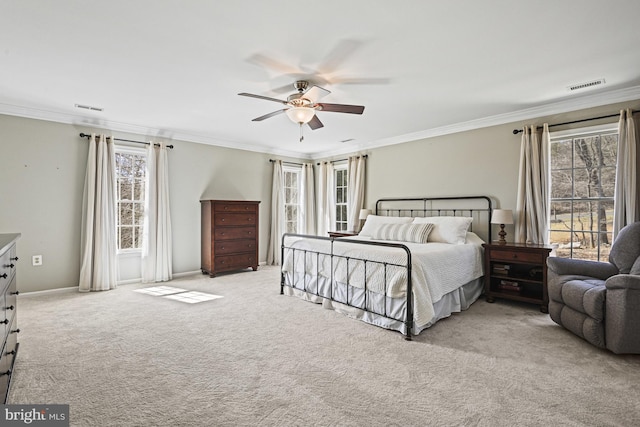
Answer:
299 123 304 142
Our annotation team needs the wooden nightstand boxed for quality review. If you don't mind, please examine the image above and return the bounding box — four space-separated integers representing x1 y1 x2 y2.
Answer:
482 242 553 313
328 231 358 238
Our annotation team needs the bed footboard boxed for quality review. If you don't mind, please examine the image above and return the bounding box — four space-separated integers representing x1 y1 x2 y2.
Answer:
280 233 414 340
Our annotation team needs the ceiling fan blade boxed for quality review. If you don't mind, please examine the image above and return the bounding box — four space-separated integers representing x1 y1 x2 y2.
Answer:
317 103 365 114
252 109 287 121
330 77 391 85
307 115 324 130
238 92 288 105
246 53 301 75
304 85 331 102
316 39 363 74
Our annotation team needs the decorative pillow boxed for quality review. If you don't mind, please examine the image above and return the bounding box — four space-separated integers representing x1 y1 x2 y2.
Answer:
630 256 640 275
371 223 434 243
412 216 473 244
359 215 413 237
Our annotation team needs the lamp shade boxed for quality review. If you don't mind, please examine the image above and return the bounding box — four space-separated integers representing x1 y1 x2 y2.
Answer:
359 209 372 220
285 107 315 124
491 209 513 225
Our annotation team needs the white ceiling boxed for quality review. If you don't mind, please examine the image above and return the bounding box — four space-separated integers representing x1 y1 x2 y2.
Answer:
2 0 640 159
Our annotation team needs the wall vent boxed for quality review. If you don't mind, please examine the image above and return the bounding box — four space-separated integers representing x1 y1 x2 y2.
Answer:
74 103 103 112
567 78 605 92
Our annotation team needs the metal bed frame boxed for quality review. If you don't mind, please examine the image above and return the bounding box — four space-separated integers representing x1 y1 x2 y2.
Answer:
280 196 492 340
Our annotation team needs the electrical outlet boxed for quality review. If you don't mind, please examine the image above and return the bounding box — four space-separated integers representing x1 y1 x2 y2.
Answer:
32 255 42 266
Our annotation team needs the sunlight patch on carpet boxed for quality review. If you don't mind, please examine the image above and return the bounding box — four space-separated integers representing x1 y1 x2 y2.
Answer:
133 286 223 304
133 286 187 296
163 291 223 304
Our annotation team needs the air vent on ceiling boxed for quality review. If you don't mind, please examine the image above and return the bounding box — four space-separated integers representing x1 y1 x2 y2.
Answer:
567 78 605 92
74 103 103 112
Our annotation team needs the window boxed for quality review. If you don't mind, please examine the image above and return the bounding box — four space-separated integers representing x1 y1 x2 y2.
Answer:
335 166 348 231
283 167 301 233
115 147 146 251
549 125 618 261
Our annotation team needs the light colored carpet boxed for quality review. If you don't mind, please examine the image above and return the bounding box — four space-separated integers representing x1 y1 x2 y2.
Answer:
10 266 640 426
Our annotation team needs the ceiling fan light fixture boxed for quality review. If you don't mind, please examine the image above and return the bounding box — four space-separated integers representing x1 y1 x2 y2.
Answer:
285 106 315 124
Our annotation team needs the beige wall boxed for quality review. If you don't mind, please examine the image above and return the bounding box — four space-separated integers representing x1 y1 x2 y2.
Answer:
0 115 280 292
2 98 639 292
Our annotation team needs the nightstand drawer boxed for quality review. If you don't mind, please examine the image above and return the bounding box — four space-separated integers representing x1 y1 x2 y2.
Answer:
490 250 543 264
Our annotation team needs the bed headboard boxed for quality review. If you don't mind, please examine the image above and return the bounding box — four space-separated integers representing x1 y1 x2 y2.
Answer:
375 196 493 242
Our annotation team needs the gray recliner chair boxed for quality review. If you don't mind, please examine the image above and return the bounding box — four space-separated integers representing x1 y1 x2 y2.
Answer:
547 222 640 354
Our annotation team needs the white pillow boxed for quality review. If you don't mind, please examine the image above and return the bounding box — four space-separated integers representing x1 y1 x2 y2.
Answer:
371 223 434 243
359 215 413 237
413 216 473 244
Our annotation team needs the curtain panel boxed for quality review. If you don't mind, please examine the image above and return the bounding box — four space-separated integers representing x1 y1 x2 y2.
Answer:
515 124 550 244
267 160 284 265
347 156 366 232
613 109 638 239
300 163 316 235
141 142 173 282
316 161 335 236
79 133 118 292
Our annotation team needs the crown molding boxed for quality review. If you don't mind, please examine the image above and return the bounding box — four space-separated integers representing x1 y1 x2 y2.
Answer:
0 102 308 160
311 85 640 159
2 85 639 161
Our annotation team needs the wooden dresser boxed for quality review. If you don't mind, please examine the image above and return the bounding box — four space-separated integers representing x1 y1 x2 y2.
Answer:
201 200 260 277
0 233 20 404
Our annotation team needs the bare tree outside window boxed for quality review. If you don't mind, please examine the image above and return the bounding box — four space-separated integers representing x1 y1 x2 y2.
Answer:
115 150 146 250
549 129 617 261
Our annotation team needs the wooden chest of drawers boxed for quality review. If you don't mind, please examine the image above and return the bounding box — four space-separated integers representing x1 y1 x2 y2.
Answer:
0 233 20 404
201 200 260 277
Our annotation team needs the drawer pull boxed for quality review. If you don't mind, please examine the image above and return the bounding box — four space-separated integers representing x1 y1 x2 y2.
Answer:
6 305 14 310
10 257 18 261
221 218 225 222
5 350 15 356
0 274 6 279
11 328 20 334
11 291 19 296
0 319 8 325
9 263 14 268
0 370 11 377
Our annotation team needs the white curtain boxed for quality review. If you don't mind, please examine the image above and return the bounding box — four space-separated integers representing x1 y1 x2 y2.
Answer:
613 109 638 240
267 160 284 265
347 156 366 232
515 124 550 244
79 133 118 292
141 142 173 282
316 161 335 236
300 163 316 235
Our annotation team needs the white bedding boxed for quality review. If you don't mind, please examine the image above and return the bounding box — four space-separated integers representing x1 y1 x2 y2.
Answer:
282 232 485 328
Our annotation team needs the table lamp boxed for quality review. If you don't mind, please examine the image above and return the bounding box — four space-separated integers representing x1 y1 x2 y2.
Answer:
491 209 513 244
359 209 372 229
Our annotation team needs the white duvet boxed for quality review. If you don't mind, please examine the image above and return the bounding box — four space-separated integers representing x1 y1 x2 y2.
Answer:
281 232 485 327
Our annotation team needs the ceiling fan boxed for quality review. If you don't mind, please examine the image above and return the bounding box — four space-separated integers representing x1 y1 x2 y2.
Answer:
238 80 365 141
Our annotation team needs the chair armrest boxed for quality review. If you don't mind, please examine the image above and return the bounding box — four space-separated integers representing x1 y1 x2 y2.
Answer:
605 274 640 291
605 274 640 354
547 257 618 280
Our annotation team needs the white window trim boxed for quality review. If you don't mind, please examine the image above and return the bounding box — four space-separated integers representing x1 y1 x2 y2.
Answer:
334 164 348 231
283 165 302 234
114 145 147 255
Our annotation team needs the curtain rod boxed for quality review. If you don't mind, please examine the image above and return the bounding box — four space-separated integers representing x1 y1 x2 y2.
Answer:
512 113 623 135
316 154 368 165
269 159 304 166
79 132 174 149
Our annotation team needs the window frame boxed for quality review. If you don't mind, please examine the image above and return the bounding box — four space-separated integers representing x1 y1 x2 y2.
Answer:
114 145 147 254
283 165 302 234
334 164 348 231
549 123 618 261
